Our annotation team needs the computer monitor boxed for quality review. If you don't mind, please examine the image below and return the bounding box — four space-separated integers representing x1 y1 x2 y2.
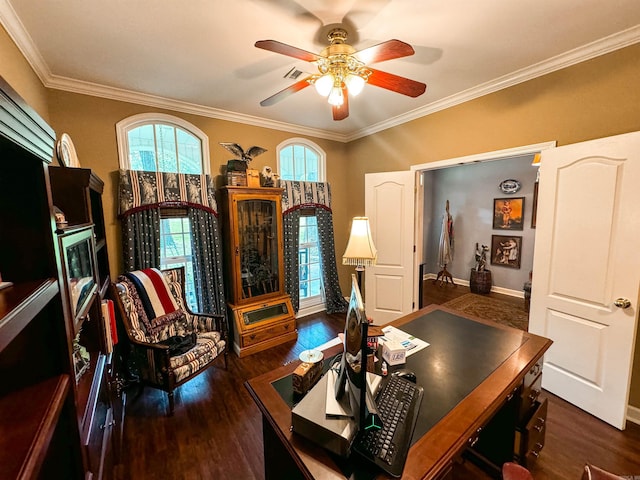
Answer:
334 274 382 432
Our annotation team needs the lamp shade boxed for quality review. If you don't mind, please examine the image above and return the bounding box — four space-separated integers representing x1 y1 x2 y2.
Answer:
343 216 377 266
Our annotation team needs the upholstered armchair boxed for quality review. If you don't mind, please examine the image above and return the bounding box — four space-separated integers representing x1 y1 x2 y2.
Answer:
112 267 227 415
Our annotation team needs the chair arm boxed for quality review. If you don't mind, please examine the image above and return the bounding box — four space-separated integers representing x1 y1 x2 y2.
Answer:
128 337 172 369
191 312 228 337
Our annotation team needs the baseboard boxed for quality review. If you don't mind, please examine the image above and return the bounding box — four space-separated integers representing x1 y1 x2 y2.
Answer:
423 272 523 298
296 303 326 318
627 404 640 425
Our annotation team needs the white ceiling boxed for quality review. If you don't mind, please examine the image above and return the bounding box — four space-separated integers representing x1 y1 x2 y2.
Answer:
2 0 639 142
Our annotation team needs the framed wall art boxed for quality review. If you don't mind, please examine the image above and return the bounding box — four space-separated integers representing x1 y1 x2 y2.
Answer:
493 197 524 230
491 235 522 269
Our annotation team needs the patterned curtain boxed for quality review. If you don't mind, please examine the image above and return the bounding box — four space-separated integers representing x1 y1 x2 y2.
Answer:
122 208 161 271
316 208 348 313
282 209 301 312
119 169 226 315
188 208 226 315
280 180 348 314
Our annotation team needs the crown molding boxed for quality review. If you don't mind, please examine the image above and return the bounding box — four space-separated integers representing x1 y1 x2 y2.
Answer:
2 0 638 144
44 74 350 142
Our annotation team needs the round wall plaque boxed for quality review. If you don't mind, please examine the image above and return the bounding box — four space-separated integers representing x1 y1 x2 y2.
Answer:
499 179 521 194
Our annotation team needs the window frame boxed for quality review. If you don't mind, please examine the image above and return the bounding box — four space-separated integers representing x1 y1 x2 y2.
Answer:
115 112 211 175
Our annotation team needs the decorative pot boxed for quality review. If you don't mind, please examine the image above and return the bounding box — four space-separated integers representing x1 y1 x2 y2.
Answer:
470 269 492 294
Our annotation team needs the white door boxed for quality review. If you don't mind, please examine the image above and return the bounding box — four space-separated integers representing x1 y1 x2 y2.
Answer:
365 171 416 324
530 131 640 429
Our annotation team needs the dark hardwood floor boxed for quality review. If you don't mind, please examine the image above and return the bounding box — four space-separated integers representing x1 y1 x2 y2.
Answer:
114 282 640 479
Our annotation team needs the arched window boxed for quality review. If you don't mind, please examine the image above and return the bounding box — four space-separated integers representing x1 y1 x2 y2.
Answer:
116 113 210 174
116 114 211 310
278 139 326 314
277 138 325 182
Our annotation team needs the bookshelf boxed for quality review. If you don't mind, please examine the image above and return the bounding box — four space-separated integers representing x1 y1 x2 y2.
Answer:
0 76 84 478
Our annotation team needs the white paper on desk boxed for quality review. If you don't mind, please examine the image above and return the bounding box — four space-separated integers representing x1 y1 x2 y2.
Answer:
378 325 430 357
325 369 384 417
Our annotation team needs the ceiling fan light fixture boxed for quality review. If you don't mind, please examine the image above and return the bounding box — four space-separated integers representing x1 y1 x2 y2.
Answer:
328 86 344 106
314 73 334 96
345 73 365 96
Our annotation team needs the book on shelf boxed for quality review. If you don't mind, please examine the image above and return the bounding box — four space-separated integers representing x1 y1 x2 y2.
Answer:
101 299 118 353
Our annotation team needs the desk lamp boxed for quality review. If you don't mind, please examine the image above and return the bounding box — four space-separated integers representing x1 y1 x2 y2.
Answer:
342 217 377 294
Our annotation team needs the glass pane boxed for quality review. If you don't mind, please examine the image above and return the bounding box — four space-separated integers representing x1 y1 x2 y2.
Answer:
300 282 309 299
237 199 279 299
155 124 178 172
128 125 156 170
293 145 305 180
309 263 320 280
309 279 322 296
160 217 197 311
280 147 294 180
176 128 202 174
306 150 319 181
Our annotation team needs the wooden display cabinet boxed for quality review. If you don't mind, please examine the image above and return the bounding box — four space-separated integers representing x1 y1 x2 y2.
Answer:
220 186 297 357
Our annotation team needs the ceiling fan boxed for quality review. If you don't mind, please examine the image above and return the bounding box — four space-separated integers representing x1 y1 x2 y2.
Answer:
255 28 427 121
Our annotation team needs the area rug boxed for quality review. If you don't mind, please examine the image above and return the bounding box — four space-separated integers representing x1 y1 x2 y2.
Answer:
442 293 528 331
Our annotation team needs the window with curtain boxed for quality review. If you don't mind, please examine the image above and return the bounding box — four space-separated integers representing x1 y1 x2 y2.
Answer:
117 114 211 310
278 139 326 313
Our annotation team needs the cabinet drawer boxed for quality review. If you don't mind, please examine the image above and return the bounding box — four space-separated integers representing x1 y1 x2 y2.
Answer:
519 372 542 422
515 398 547 468
241 319 296 347
523 358 543 389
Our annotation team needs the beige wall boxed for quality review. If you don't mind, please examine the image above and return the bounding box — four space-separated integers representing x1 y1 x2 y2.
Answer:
0 24 49 122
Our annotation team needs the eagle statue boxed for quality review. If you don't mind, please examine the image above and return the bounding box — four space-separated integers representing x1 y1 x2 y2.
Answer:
219 142 267 165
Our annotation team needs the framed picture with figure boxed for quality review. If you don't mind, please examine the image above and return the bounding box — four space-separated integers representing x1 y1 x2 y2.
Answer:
493 197 524 230
491 235 522 269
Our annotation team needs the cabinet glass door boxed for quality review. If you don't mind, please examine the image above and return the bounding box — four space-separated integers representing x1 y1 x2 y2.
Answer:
237 198 280 300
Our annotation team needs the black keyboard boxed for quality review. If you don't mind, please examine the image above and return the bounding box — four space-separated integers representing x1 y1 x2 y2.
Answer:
352 374 424 478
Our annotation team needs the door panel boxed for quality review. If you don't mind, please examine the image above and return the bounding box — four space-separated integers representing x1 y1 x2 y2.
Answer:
530 131 640 429
365 171 415 323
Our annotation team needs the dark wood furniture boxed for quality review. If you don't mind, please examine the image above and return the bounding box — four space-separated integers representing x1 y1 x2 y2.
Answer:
219 186 296 357
0 76 84 478
49 165 125 478
246 304 552 479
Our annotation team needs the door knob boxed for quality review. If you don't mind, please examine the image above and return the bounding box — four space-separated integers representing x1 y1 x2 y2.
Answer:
614 298 631 309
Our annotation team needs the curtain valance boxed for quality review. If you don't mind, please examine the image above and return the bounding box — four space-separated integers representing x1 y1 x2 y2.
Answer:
119 169 218 217
280 180 332 214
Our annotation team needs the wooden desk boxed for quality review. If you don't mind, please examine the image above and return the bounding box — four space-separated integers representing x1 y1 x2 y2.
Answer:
245 305 552 479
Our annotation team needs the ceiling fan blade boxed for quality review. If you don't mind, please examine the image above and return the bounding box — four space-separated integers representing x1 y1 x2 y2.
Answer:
255 40 321 63
332 87 349 121
260 78 313 107
367 68 426 98
356 39 415 64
